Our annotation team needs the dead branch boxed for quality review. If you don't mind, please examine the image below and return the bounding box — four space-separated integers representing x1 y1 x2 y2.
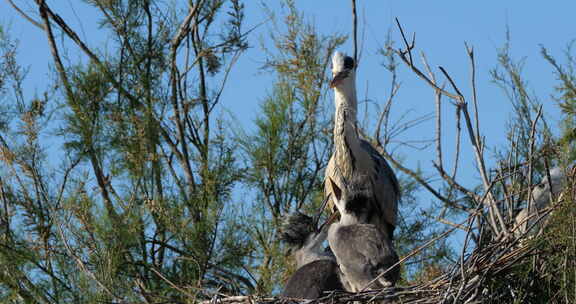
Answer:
351 0 358 65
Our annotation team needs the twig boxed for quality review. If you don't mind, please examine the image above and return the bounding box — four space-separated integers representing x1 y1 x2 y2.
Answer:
437 65 506 238
393 21 460 102
151 267 198 300
526 105 544 217
454 216 479 301
52 207 119 300
438 66 464 100
351 0 358 66
371 141 462 210
395 18 415 65
465 43 481 145
375 80 400 147
6 0 45 30
497 167 514 220
431 163 477 211
420 52 444 169
365 217 465 297
453 104 462 179
436 217 471 232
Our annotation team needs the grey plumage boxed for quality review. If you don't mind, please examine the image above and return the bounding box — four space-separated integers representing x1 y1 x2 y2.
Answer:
281 260 344 299
280 212 332 268
514 167 567 237
280 212 345 299
325 51 400 240
327 175 400 291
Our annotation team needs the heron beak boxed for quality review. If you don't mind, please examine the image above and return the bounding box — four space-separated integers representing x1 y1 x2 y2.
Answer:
315 193 340 232
318 211 339 232
330 70 349 88
313 193 331 229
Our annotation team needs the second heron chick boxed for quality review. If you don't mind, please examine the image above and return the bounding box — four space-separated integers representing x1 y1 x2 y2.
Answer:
327 175 400 291
280 212 345 299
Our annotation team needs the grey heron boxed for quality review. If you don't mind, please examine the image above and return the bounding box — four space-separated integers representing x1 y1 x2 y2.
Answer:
514 166 567 237
280 212 346 299
327 174 400 291
324 51 400 240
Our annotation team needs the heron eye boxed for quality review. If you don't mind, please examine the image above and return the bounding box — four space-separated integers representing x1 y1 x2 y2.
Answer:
344 56 354 69
537 183 546 189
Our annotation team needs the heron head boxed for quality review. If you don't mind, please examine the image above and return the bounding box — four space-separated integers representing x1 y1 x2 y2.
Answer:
531 167 566 207
280 212 316 254
330 51 355 88
329 175 374 221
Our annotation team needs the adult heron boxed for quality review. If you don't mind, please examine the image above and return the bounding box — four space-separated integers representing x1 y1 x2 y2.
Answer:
327 174 400 291
324 51 400 240
280 212 345 299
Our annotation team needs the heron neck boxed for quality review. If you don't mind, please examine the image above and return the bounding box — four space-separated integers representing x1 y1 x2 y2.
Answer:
294 230 331 267
338 212 360 226
333 84 360 171
334 82 357 119
334 76 358 131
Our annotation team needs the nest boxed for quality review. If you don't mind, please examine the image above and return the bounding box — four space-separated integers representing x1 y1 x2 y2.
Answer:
202 238 535 304
202 197 574 304
199 169 576 304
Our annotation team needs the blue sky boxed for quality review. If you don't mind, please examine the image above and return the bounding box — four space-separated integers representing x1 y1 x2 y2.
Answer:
1 1 574 249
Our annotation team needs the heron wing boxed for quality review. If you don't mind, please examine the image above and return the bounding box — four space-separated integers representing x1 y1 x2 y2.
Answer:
359 139 400 228
324 139 399 233
324 154 342 214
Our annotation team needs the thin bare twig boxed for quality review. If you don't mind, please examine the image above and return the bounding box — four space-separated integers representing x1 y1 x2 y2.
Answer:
371 140 464 210
419 52 445 170
451 106 462 180
392 25 460 102
6 0 45 30
437 65 506 238
395 25 510 239
151 267 198 300
52 207 119 300
438 66 465 100
364 199 491 298
465 43 481 144
395 18 415 65
526 105 544 217
436 217 471 232
351 0 358 65
365 224 460 295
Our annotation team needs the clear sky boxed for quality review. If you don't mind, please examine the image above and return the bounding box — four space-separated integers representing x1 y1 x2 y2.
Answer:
1 1 574 248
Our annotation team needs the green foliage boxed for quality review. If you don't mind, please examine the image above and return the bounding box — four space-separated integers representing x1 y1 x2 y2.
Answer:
238 1 345 293
483 193 576 304
491 29 552 166
394 177 455 283
2 1 575 302
0 0 251 302
542 41 576 162
481 33 576 304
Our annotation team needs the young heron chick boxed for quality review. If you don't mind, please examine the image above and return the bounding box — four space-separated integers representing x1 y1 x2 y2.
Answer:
280 212 345 299
324 51 400 240
327 175 400 291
